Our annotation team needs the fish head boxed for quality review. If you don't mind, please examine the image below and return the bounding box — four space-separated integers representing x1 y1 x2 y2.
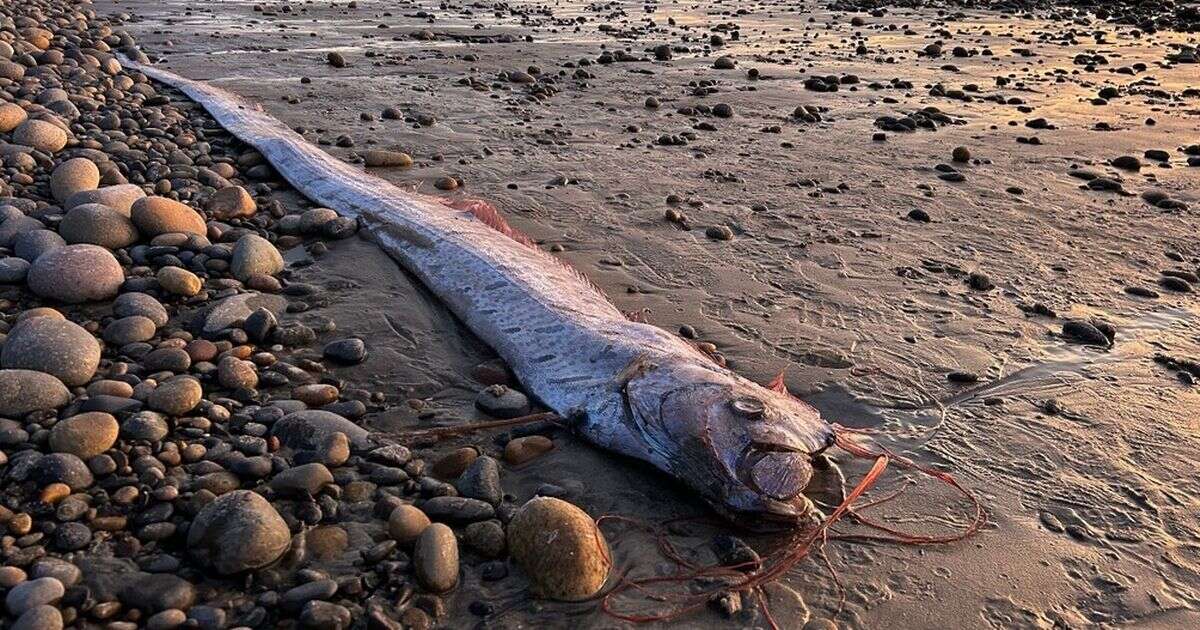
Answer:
624 360 834 528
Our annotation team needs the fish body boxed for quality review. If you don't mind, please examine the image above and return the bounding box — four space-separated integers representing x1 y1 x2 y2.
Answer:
123 57 833 525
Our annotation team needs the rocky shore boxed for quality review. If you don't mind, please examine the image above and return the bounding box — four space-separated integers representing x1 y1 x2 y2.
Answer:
0 1 622 629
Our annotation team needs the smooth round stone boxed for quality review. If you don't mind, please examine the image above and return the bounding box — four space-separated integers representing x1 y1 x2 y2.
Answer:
30 453 94 491
388 504 431 544
0 256 30 282
54 521 91 551
64 184 145 214
322 338 366 365
145 609 187 630
463 520 507 558
507 497 611 600
272 410 370 451
503 435 555 466
292 384 337 407
60 203 139 249
29 559 81 587
49 412 118 459
131 196 206 237
157 266 202 297
1 317 100 387
27 244 123 303
114 292 169 327
299 208 338 233
143 348 191 373
420 496 495 523
217 356 257 390
0 61 23 82
270 462 333 496
0 102 27 133
13 119 68 153
0 215 45 248
12 604 63 630
363 150 413 167
187 490 292 574
16 308 64 323
475 384 530 418
121 411 169 441
432 446 478 480
455 455 502 505
50 158 100 202
148 376 203 415
118 573 195 612
6 577 64 616
103 316 157 346
304 525 349 560
0 566 26 588
205 185 255 220
230 234 283 281
0 369 71 416
300 601 351 630
311 431 350 467
14 230 65 262
413 523 459 593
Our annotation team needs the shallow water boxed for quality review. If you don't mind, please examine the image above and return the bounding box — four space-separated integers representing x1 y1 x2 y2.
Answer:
100 0 1200 627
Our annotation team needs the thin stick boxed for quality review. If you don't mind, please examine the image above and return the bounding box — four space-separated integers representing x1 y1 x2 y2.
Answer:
394 411 562 442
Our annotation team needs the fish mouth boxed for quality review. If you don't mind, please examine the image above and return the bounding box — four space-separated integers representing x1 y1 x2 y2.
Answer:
730 442 820 530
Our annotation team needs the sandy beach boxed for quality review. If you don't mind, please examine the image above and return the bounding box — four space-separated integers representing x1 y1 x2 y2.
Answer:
0 0 1198 628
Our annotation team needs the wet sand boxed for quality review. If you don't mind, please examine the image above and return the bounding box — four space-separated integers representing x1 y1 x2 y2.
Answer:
100 1 1200 627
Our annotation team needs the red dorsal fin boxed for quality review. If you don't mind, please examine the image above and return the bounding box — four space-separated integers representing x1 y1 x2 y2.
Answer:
767 370 789 395
443 198 538 247
438 196 616 307
624 308 651 323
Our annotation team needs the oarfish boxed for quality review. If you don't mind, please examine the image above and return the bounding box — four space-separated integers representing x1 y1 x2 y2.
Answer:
122 57 834 527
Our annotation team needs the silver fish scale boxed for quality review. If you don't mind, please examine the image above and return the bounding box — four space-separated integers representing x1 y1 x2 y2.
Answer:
122 57 695 463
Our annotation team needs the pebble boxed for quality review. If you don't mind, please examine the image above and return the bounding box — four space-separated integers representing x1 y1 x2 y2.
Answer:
420 496 496 523
205 185 256 220
103 315 156 345
364 150 413 167
49 158 99 202
157 266 202 297
388 504 432 544
119 573 196 612
5 577 64 616
131 196 207 237
148 376 203 415
413 523 459 593
0 369 71 416
455 455 503 505
0 102 27 132
65 184 145 213
114 292 169 327
187 490 292 574
474 384 530 418
26 244 124 303
59 203 139 249
507 497 611 600
0 316 100 386
12 605 63 630
432 446 478 479
121 411 170 441
504 435 555 465
48 412 118 459
13 119 68 153
323 338 366 364
231 234 284 281
270 462 334 496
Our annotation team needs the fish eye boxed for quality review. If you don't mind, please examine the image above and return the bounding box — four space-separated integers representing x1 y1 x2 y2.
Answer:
730 397 765 417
